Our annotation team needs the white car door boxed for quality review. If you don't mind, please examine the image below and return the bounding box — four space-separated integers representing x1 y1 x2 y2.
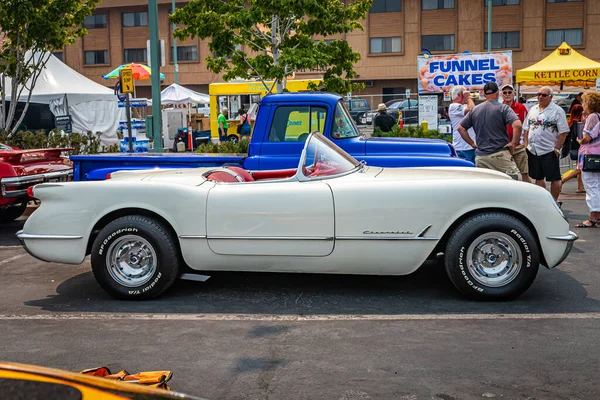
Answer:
206 180 334 256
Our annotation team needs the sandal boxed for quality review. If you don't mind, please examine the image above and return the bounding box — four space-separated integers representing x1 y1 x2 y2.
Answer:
575 220 597 228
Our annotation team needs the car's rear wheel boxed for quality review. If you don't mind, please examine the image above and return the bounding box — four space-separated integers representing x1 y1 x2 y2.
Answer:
444 212 539 300
0 203 27 223
90 215 180 300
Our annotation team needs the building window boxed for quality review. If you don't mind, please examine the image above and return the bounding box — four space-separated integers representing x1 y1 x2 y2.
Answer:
484 31 520 49
122 12 148 27
52 51 64 62
484 0 519 5
546 28 583 47
370 0 402 13
124 48 147 63
83 14 107 29
172 46 198 61
422 34 455 51
84 50 108 65
547 0 582 3
370 37 402 54
422 0 454 10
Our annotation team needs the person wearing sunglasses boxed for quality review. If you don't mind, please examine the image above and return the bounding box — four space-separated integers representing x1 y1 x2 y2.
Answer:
523 86 570 201
501 84 530 183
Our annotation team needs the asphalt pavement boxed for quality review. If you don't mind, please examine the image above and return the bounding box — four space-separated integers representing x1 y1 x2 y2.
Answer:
0 179 599 400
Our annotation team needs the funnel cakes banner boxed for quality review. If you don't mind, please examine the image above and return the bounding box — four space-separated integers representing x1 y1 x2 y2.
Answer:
418 51 513 93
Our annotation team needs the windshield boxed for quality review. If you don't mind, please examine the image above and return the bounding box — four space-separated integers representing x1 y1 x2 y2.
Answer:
332 101 360 139
300 132 360 179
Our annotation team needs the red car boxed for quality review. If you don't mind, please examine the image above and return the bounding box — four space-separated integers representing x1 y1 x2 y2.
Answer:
0 143 72 222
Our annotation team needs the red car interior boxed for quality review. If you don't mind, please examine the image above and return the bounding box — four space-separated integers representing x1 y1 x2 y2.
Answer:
205 166 298 183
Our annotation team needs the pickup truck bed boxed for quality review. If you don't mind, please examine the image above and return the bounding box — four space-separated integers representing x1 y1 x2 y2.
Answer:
71 152 245 181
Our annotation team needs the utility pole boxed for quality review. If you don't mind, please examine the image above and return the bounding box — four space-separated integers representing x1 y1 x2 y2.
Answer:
487 0 492 52
149 0 163 152
172 0 179 84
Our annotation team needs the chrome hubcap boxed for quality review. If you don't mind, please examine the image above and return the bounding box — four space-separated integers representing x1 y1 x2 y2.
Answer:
466 232 522 288
106 235 157 287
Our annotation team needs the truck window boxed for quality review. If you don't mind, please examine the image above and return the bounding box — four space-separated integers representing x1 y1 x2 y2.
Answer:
332 101 360 139
268 106 327 142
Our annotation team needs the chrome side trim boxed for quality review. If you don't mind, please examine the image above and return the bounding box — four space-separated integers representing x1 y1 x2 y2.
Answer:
416 224 433 238
207 236 334 241
546 231 579 241
179 235 207 239
336 236 439 241
16 232 82 240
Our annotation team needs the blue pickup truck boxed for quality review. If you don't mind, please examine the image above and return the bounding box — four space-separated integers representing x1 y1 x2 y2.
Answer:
71 92 472 181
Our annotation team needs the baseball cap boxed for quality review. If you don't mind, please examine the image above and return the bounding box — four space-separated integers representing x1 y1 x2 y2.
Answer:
501 83 514 91
483 82 499 95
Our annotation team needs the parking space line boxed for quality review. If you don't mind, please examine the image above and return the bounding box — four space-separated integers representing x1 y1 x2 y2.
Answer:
0 254 25 266
0 312 599 322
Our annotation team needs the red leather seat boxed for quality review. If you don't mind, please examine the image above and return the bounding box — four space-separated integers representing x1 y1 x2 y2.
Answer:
226 166 254 182
205 166 255 183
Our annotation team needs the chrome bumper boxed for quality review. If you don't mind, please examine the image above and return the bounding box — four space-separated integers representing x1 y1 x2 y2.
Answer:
1 169 73 198
547 231 579 267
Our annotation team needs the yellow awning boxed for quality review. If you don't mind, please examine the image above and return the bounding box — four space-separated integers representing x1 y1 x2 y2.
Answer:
516 42 600 88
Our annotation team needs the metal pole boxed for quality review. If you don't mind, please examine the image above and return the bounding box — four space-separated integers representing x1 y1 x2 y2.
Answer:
487 0 492 52
172 0 178 84
149 0 163 152
121 70 133 153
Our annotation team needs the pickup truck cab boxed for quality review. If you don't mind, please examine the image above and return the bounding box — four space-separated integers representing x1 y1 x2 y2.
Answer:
71 92 472 181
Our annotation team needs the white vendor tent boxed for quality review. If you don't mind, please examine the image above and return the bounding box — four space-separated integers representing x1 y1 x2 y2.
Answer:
148 83 210 105
2 52 124 146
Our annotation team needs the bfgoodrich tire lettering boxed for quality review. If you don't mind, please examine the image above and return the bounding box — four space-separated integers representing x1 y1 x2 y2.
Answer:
444 212 540 300
90 215 180 300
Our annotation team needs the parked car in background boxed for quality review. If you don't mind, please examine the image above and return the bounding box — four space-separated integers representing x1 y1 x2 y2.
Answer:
361 99 419 126
343 97 371 124
20 132 576 301
0 144 72 222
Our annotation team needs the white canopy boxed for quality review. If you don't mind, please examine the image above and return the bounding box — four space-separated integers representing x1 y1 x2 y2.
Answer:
2 52 124 146
151 83 210 105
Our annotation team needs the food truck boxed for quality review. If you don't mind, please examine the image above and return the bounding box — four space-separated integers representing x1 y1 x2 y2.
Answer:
208 79 321 142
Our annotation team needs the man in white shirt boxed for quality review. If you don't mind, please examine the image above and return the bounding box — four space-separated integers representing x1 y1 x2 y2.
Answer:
524 86 570 201
448 85 476 164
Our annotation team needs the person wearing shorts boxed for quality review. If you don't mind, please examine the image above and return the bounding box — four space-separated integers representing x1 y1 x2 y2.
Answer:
524 86 569 201
458 82 522 179
501 84 530 182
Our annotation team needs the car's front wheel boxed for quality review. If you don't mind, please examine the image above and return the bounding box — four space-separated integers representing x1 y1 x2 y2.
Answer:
90 215 181 300
444 213 539 300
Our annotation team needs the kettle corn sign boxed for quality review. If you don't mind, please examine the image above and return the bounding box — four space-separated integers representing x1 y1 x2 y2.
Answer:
418 51 513 93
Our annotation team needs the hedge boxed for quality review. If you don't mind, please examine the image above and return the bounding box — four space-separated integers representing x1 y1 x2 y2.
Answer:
0 129 120 154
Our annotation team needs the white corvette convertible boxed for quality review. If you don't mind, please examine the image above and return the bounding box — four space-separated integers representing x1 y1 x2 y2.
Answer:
18 133 577 301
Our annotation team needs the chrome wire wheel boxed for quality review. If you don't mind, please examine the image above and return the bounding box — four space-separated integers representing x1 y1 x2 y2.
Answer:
105 235 157 288
466 232 522 288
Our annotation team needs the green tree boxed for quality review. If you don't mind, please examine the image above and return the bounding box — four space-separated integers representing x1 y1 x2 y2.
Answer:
0 0 99 136
171 0 372 95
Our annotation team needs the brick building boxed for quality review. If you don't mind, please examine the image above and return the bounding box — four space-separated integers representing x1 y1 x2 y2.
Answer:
54 0 599 103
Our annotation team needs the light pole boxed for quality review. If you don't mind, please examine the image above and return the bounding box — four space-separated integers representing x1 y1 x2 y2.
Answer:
172 0 179 84
149 0 163 152
487 0 492 52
